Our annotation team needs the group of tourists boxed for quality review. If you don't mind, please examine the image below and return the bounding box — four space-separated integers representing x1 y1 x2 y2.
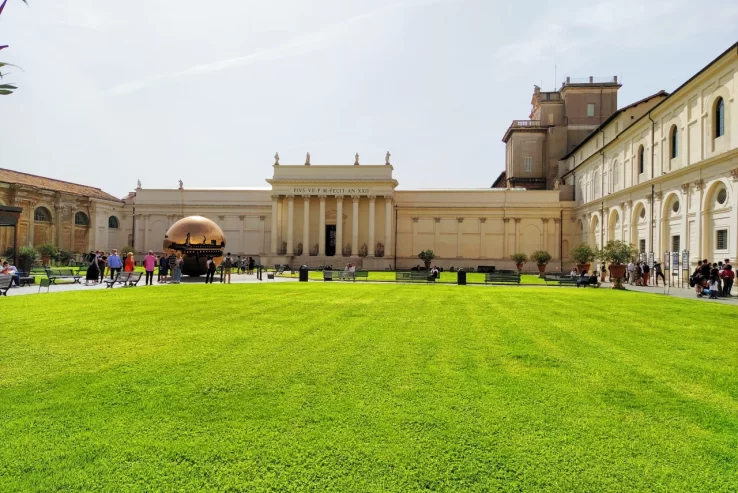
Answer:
691 259 734 299
626 260 659 286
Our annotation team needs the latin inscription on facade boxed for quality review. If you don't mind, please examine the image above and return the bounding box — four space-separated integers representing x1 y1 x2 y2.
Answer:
292 188 370 195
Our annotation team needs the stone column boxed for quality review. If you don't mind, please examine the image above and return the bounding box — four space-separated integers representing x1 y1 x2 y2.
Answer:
318 195 327 255
336 196 344 256
479 218 486 258
239 216 246 254
88 208 96 251
434 218 441 252
503 218 510 258
286 195 295 256
259 216 266 254
695 179 705 262
351 196 360 256
542 218 549 251
456 217 464 258
54 204 63 248
653 192 663 255
384 196 392 257
514 218 521 253
28 204 35 247
302 196 310 255
412 217 419 254
644 195 652 254
368 196 376 256
70 211 77 253
270 195 279 254
680 183 690 268
143 214 149 252
553 218 561 259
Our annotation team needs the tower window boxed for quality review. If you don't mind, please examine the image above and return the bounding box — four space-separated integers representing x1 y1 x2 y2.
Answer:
716 229 728 250
523 157 532 172
587 104 595 117
638 146 645 174
715 97 725 138
670 125 679 159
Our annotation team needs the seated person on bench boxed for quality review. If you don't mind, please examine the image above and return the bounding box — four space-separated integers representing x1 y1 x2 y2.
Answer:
1 261 19 287
576 271 600 288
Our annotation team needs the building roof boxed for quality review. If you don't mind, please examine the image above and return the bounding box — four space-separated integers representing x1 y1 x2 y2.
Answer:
561 41 738 179
559 90 669 161
491 171 507 188
0 168 122 202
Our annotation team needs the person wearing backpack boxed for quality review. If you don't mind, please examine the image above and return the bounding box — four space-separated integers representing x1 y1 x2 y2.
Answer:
205 256 216 284
222 252 234 284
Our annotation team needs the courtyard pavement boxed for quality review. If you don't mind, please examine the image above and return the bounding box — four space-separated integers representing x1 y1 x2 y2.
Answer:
4 273 738 306
3 272 296 297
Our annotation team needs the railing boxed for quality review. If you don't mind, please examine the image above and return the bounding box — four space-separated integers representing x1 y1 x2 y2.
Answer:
563 76 618 85
510 120 542 128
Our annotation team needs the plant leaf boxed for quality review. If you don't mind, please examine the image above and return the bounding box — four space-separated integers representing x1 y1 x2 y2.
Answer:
0 89 15 95
0 83 17 89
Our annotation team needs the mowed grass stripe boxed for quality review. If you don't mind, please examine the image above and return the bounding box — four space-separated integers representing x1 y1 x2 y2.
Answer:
1 284 737 492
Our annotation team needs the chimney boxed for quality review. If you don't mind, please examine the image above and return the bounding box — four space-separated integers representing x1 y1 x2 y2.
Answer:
614 75 618 83
589 76 593 83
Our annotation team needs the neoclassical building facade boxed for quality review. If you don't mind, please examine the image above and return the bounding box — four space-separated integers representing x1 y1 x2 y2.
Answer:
560 42 738 268
2 43 736 271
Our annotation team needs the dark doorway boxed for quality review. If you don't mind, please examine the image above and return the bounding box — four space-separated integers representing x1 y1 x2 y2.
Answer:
325 225 336 256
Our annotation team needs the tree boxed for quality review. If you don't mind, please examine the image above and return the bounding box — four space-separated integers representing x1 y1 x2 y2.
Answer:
0 0 29 96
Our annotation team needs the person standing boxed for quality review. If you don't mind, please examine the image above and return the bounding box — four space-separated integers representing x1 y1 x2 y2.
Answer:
720 264 734 297
85 255 100 285
627 261 635 285
205 256 216 284
98 252 107 282
248 256 255 275
173 253 184 284
144 250 157 286
222 252 234 284
107 250 122 279
124 252 135 272
642 262 650 286
654 261 665 286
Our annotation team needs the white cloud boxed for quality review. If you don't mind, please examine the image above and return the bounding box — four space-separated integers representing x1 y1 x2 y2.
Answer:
108 0 463 96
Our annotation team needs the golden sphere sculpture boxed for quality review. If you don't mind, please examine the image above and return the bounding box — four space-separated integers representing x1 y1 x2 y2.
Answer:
163 216 225 276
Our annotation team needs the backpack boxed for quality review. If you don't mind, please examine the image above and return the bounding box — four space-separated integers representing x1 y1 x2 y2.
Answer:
224 257 233 268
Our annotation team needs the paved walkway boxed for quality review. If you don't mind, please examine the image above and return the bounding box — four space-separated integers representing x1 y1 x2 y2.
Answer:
3 273 296 297
605 280 738 305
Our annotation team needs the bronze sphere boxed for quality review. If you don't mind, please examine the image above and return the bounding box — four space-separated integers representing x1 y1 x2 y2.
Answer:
163 216 225 276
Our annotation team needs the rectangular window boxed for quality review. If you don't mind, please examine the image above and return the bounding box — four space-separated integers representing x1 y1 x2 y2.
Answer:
587 103 595 117
716 229 728 250
639 239 646 254
671 235 680 253
523 157 532 172
548 113 554 125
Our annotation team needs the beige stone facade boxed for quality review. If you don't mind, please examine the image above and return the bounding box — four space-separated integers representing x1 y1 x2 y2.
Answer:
3 43 736 274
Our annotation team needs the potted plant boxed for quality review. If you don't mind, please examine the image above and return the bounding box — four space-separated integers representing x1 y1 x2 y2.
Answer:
18 246 38 273
597 240 637 290
37 243 58 266
510 252 528 272
295 242 304 256
309 243 319 256
342 243 352 257
55 250 73 266
120 245 136 257
359 243 368 257
418 250 436 270
531 250 552 277
570 243 595 274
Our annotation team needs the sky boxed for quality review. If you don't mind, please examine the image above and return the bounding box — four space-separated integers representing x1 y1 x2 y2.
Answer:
1 0 737 199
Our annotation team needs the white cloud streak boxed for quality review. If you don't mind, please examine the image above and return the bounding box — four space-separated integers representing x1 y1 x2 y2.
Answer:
109 0 462 96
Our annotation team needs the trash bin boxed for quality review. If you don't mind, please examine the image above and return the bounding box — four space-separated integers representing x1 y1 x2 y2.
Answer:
299 265 309 282
457 270 467 285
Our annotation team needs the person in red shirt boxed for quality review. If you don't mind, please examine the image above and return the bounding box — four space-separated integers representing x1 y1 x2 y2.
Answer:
124 252 135 272
720 263 734 297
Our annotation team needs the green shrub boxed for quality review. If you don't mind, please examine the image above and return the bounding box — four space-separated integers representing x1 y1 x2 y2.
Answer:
531 250 552 265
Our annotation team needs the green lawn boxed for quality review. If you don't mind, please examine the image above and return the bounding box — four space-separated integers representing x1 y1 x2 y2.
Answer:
1 285 737 492
277 270 547 284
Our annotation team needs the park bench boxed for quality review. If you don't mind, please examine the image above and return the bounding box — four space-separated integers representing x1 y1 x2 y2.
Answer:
46 268 82 284
30 267 47 277
0 275 12 296
484 272 521 285
544 275 578 287
16 270 35 287
323 270 369 282
105 271 142 288
396 271 432 283
38 278 51 294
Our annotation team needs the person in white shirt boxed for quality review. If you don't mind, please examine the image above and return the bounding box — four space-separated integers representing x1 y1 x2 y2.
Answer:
627 261 636 285
348 263 356 280
1 261 19 286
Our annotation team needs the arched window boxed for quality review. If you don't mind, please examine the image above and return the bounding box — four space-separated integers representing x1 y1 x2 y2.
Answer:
670 125 678 159
74 212 89 226
715 97 725 138
108 216 120 229
612 161 619 191
638 145 645 174
594 171 601 198
34 207 51 222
